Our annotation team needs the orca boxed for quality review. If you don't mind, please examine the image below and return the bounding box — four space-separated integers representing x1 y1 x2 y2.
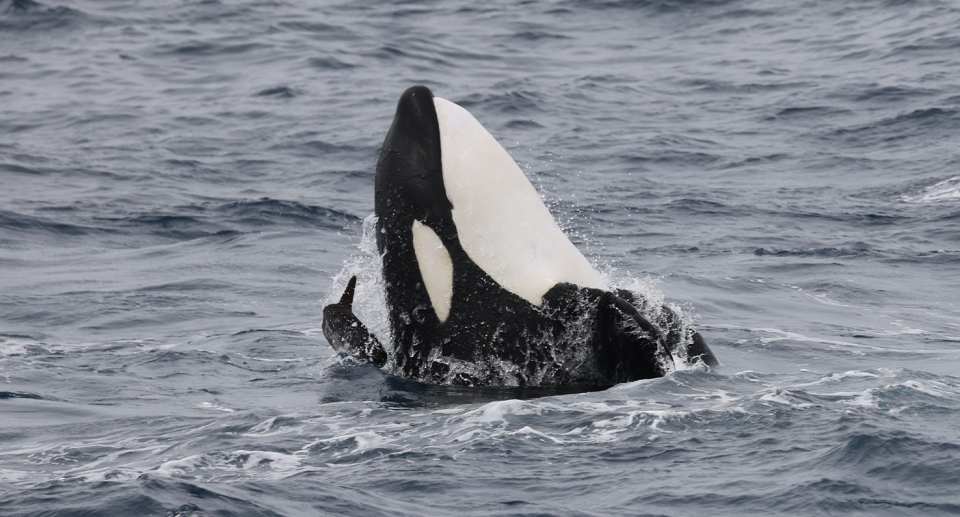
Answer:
322 85 717 387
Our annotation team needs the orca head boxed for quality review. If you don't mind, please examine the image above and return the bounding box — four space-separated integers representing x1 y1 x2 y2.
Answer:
375 86 455 247
375 86 458 326
376 85 608 326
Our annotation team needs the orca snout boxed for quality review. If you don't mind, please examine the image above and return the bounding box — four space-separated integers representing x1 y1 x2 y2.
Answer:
397 85 435 124
376 85 451 235
386 85 440 146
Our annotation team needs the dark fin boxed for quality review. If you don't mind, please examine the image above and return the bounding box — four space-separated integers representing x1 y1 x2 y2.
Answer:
595 292 673 383
322 276 388 368
688 331 719 367
339 275 356 306
656 304 719 367
615 288 651 313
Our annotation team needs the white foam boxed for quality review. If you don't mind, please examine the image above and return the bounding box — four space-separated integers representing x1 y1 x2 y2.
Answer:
509 426 564 444
195 402 235 413
0 343 28 357
760 389 813 408
848 390 877 407
0 336 36 357
592 413 635 428
242 416 306 438
0 469 27 482
901 379 951 397
903 175 960 203
434 97 607 306
324 214 393 356
156 450 301 478
155 454 203 476
753 327 948 355
755 328 880 350
461 399 536 424
432 408 466 415
351 431 389 452
235 352 305 363
805 293 856 307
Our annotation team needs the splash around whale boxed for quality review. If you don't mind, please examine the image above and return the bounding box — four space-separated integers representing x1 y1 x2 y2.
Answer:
322 86 717 388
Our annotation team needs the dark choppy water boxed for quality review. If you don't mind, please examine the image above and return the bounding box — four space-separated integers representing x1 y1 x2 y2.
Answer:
2 0 960 515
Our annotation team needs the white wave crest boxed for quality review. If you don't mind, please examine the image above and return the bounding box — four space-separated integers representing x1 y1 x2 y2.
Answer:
903 175 960 203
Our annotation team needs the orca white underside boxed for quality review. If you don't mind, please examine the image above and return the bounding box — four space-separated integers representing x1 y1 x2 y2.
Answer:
433 97 608 306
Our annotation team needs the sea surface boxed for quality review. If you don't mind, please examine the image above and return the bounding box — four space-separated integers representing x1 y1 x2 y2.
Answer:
2 0 960 515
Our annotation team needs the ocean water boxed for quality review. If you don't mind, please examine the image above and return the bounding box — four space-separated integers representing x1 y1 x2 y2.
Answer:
2 0 960 515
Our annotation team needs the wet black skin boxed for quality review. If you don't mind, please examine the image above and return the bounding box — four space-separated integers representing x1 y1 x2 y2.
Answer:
322 85 718 387
322 276 387 368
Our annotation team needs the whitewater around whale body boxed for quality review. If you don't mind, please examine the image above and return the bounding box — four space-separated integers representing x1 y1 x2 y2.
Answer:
323 86 717 388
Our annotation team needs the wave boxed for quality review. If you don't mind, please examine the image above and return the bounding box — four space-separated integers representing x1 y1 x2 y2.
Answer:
570 0 739 13
845 85 940 104
214 198 360 229
753 246 878 258
0 391 42 400
154 41 264 57
0 199 360 244
307 56 357 70
830 108 960 146
3 348 959 515
902 175 960 203
0 0 99 31
275 20 354 37
769 106 853 120
453 90 546 114
0 209 110 238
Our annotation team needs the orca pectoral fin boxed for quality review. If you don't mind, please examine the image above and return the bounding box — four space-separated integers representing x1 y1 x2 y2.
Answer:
687 331 718 367
322 276 388 368
615 288 718 368
596 293 674 383
654 304 719 367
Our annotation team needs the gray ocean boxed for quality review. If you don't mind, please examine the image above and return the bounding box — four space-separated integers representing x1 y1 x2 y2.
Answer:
2 0 960 515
